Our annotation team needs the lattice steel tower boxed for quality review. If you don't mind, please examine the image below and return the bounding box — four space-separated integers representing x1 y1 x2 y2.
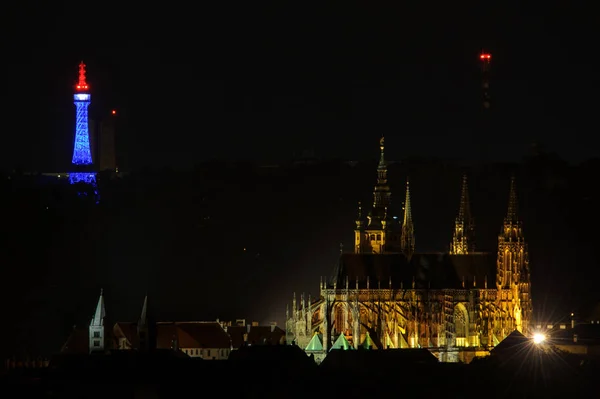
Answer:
72 61 93 165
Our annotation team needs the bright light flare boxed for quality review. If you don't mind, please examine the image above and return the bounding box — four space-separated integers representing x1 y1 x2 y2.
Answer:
479 53 491 60
533 333 546 344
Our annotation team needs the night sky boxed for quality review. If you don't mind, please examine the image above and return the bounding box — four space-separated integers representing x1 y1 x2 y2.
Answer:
1 2 599 356
2 2 597 170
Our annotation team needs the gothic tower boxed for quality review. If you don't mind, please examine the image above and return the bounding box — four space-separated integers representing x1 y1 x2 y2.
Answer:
496 176 531 332
450 174 475 254
400 180 415 258
354 137 401 253
89 289 105 353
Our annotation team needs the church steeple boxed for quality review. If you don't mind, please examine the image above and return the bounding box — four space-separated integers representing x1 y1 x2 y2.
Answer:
400 179 415 257
450 174 475 254
137 294 157 352
89 289 105 353
138 295 149 351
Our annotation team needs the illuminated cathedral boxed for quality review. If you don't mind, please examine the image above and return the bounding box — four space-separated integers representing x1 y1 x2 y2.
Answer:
286 137 532 362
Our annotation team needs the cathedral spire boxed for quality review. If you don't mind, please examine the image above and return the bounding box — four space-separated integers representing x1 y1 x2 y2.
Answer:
506 175 518 222
378 135 386 171
450 174 475 254
372 136 391 210
400 179 415 257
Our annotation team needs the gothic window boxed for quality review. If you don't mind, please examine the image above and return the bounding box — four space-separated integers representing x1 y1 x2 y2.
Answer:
377 234 381 241
370 234 375 241
93 340 100 347
454 304 468 347
335 306 345 333
93 331 100 338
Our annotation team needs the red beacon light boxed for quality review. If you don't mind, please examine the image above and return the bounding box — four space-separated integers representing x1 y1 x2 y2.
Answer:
479 53 491 61
111 110 117 115
75 61 89 92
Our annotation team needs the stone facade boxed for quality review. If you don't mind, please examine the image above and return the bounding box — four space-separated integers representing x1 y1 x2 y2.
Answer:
286 138 532 361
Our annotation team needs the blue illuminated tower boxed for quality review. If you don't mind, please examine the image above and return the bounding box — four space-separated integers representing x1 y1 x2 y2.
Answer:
72 62 93 165
69 62 96 185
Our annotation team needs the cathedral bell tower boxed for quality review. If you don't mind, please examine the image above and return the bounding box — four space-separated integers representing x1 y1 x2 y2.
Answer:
354 137 402 254
496 176 532 332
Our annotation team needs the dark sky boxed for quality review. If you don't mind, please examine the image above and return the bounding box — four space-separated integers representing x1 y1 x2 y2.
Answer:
1 2 597 169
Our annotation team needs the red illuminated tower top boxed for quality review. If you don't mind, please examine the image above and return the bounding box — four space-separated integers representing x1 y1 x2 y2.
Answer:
76 61 89 92
479 52 491 72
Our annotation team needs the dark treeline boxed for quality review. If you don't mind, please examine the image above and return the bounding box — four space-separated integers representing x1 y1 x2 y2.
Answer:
1 345 598 398
1 151 599 357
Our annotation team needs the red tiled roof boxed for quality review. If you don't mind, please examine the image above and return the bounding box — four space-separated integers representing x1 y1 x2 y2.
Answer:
156 323 179 349
157 322 231 349
60 326 117 354
113 322 139 348
227 325 286 348
61 321 233 353
60 327 89 354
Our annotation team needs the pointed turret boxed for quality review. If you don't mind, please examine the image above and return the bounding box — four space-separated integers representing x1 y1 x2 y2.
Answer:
330 333 353 351
89 289 105 353
400 179 415 258
305 332 324 351
450 174 476 254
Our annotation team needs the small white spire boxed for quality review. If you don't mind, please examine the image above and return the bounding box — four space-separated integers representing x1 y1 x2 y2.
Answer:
91 289 105 327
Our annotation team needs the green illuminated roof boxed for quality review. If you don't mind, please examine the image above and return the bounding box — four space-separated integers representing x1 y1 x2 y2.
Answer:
330 333 353 351
361 332 378 350
305 333 323 351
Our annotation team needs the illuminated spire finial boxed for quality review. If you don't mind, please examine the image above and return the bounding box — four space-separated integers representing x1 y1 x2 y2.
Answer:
76 61 89 91
379 136 385 166
401 179 415 258
450 174 475 254
506 175 518 222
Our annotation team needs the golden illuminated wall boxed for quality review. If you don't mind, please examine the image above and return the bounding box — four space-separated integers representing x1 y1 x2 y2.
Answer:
287 286 516 351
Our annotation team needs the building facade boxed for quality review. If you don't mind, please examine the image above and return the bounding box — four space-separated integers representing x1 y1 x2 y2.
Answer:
286 137 532 361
